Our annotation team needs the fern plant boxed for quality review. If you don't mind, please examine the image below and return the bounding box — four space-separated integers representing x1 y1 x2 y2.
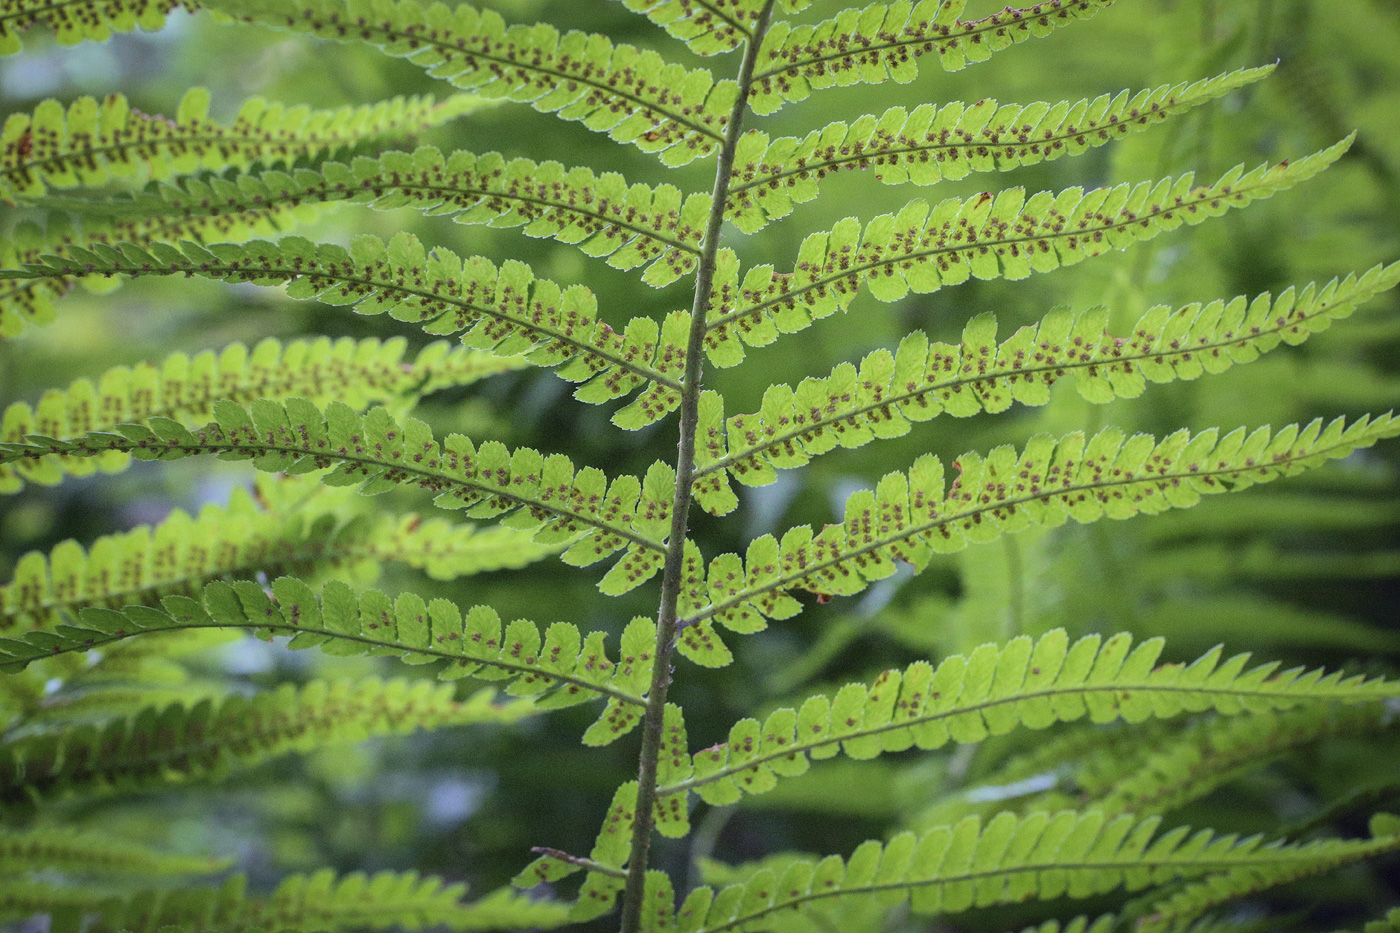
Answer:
2 1 1399 932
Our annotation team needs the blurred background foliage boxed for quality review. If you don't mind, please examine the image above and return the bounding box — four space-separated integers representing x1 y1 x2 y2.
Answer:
1 1 1398 930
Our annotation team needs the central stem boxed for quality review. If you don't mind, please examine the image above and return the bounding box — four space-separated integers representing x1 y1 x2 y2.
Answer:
618 7 777 932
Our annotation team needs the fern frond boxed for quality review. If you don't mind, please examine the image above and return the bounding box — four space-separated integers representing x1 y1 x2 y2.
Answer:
691 263 1400 511
655 630 1400 807
682 415 1400 631
19 147 708 282
0 235 687 423
1 485 558 636
0 826 229 876
0 578 655 735
0 873 567 932
0 189 344 337
206 0 734 166
612 0 765 55
0 336 522 491
1089 703 1395 817
1 88 484 201
1137 814 1400 933
0 398 674 567
0 679 537 803
516 782 639 921
728 66 1271 232
702 139 1353 366
678 810 1374 933
748 0 1116 115
0 0 180 54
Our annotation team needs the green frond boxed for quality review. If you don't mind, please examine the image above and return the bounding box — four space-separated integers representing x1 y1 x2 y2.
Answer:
516 782 639 921
654 630 1400 807
0 872 567 932
0 678 537 803
683 415 1400 632
0 578 655 733
1137 814 1400 933
691 263 1400 512
0 484 559 636
18 146 708 282
702 139 1353 367
0 826 229 876
1 88 485 201
0 336 522 491
0 0 180 54
1089 703 1394 817
678 810 1353 933
205 0 734 165
0 234 687 422
728 66 1272 232
748 0 1116 115
612 0 766 55
0 196 336 337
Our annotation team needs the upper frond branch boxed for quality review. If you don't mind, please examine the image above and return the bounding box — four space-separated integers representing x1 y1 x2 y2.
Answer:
1 0 180 53
682 415 1400 633
748 0 1116 115
0 399 674 562
611 0 762 55
1 336 522 492
0 234 686 422
0 678 537 804
0 579 656 730
1 482 559 637
681 812 1400 933
657 630 1400 806
24 147 709 282
690 263 1400 513
702 139 1353 366
0 827 229 876
207 0 734 165
726 66 1272 233
1 88 483 201
0 872 569 932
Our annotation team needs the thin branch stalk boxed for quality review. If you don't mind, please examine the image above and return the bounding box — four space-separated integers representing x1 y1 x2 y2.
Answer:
618 6 778 932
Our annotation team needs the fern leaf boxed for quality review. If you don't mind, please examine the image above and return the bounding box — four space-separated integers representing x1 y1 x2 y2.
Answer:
612 0 765 55
0 399 674 566
0 872 568 932
0 484 558 636
727 66 1272 233
692 263 1400 511
0 191 339 337
749 0 1116 115
656 630 1400 807
0 826 229 876
0 236 687 422
1137 814 1400 933
1090 703 1394 817
683 415 1400 631
0 336 521 491
703 139 1354 366
206 0 734 165
679 810 1367 932
0 578 654 729
0 0 181 54
0 679 537 803
516 782 639 921
18 147 708 282
1 88 484 201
